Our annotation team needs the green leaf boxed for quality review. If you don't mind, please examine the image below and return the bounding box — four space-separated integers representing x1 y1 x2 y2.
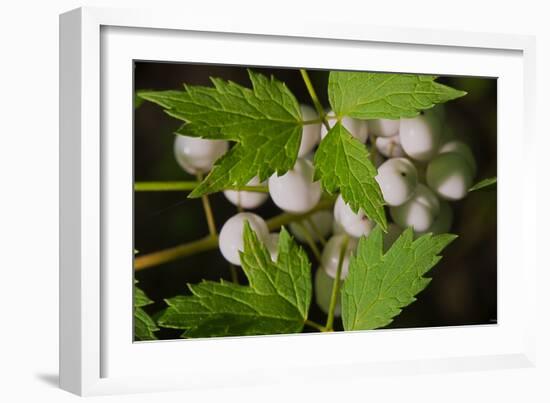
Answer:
134 92 145 109
314 122 387 230
134 283 154 307
158 223 312 338
469 177 497 192
328 71 466 119
138 70 303 197
134 283 158 340
135 307 159 340
341 227 457 331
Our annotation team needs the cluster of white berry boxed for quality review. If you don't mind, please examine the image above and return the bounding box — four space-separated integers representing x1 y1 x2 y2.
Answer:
173 104 475 317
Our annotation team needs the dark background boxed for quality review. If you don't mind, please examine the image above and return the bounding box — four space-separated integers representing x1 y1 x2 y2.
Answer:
134 62 497 340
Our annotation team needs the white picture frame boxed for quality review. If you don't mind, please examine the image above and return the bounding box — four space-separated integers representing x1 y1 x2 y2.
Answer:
59 6 537 396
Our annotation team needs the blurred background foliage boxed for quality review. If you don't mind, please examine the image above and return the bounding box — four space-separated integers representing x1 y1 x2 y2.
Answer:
134 62 497 340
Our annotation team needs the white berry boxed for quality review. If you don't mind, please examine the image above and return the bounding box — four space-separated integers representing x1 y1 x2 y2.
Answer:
268 158 322 213
368 119 400 138
400 116 441 161
375 134 406 158
321 112 368 143
390 184 440 232
321 235 358 279
173 135 228 174
332 219 344 235
289 210 333 243
223 176 269 210
375 158 418 206
426 153 473 200
218 213 269 266
414 182 440 216
333 195 375 238
422 200 453 235
299 105 321 157
315 267 341 316
438 140 477 177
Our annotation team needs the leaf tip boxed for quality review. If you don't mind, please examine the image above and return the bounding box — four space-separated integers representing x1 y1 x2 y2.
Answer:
439 232 459 246
377 216 389 232
455 89 468 99
278 225 290 239
187 188 202 198
162 297 174 308
135 90 155 102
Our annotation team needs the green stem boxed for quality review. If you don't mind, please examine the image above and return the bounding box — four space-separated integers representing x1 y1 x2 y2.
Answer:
196 174 239 282
197 174 217 237
325 234 348 331
304 319 329 332
229 264 239 284
134 181 268 193
134 198 335 271
134 235 218 271
306 217 327 246
300 69 331 131
387 139 394 158
296 222 322 263
236 192 244 213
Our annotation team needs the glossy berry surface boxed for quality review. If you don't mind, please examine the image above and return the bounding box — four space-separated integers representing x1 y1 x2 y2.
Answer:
268 158 322 214
173 135 228 174
426 152 473 200
321 235 357 279
223 176 269 209
438 140 477 177
333 194 375 238
368 118 400 138
218 213 269 265
390 184 440 232
375 158 418 206
400 116 440 161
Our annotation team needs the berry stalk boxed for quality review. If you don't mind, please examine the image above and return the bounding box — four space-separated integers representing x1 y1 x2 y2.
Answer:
197 173 218 237
300 69 331 131
134 181 269 193
325 234 349 331
304 319 329 332
134 197 335 271
295 221 322 263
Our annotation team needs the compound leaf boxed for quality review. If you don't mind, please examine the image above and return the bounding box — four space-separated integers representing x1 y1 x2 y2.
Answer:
341 227 457 331
138 70 303 197
314 122 387 230
329 71 466 119
158 223 312 338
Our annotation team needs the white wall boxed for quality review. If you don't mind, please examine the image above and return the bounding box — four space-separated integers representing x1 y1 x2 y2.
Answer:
1 0 548 401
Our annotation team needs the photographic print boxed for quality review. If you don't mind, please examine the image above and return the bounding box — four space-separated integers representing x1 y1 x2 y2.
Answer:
133 63 497 341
